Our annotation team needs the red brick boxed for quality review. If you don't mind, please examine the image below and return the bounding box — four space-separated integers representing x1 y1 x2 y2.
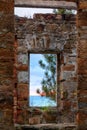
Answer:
78 40 87 57
78 90 87 97
63 64 75 71
14 64 28 71
0 1 14 13
0 49 14 57
17 101 28 108
78 81 87 90
78 58 87 69
79 1 87 9
77 110 87 128
17 84 29 100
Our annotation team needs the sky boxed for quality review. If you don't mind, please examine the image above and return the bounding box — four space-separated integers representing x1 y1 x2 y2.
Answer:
15 7 77 18
15 7 53 18
30 54 45 95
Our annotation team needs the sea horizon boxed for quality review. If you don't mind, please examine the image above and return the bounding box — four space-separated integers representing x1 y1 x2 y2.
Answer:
29 95 57 107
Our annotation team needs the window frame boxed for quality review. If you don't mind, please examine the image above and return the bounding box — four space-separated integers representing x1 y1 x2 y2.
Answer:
28 52 61 109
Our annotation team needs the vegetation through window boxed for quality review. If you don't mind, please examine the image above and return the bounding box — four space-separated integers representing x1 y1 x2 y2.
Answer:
29 54 57 107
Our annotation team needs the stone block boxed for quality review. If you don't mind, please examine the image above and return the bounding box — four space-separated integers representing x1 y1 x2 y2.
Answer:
79 1 87 9
77 11 87 26
18 54 28 65
0 48 14 57
17 83 28 100
77 20 87 27
46 23 58 32
29 116 41 125
78 90 87 109
78 90 87 97
0 1 14 13
14 64 28 71
63 71 76 81
3 109 13 124
78 39 87 51
78 74 87 82
63 64 75 71
77 110 87 130
78 58 87 75
66 56 77 64
78 81 87 90
78 58 87 70
78 101 87 109
64 81 77 89
18 71 28 83
78 11 87 21
17 101 28 108
17 109 28 124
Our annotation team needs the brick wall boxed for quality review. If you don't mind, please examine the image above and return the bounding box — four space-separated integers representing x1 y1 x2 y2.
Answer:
0 0 14 130
0 0 87 129
77 1 87 130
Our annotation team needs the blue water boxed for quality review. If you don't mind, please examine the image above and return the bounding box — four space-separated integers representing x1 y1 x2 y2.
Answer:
29 96 57 107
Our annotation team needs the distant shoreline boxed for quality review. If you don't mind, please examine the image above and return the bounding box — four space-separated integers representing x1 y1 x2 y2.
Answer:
29 95 57 107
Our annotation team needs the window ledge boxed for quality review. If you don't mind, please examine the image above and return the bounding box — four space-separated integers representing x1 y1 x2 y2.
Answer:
15 123 77 130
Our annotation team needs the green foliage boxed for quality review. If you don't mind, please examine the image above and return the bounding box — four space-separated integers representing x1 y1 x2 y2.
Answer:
53 9 73 14
37 54 56 101
40 106 51 111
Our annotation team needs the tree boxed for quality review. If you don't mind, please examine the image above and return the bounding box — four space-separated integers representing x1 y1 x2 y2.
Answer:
53 9 73 14
36 54 57 101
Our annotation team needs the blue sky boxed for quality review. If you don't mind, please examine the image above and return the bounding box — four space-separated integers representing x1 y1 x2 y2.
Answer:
30 54 45 95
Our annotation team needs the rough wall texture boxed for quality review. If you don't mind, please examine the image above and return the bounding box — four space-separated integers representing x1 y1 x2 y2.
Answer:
0 0 14 130
77 1 87 130
0 0 87 130
14 13 78 125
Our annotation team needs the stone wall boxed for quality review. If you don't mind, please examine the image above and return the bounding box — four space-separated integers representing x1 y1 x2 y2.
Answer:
14 13 78 125
77 1 87 130
0 1 87 130
0 0 14 130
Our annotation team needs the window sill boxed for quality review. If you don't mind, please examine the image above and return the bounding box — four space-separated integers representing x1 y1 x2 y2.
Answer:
15 123 77 130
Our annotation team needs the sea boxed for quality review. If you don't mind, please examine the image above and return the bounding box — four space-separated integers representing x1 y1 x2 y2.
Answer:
29 95 57 107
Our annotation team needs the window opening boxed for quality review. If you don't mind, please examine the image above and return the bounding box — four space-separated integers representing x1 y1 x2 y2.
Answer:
29 54 57 107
